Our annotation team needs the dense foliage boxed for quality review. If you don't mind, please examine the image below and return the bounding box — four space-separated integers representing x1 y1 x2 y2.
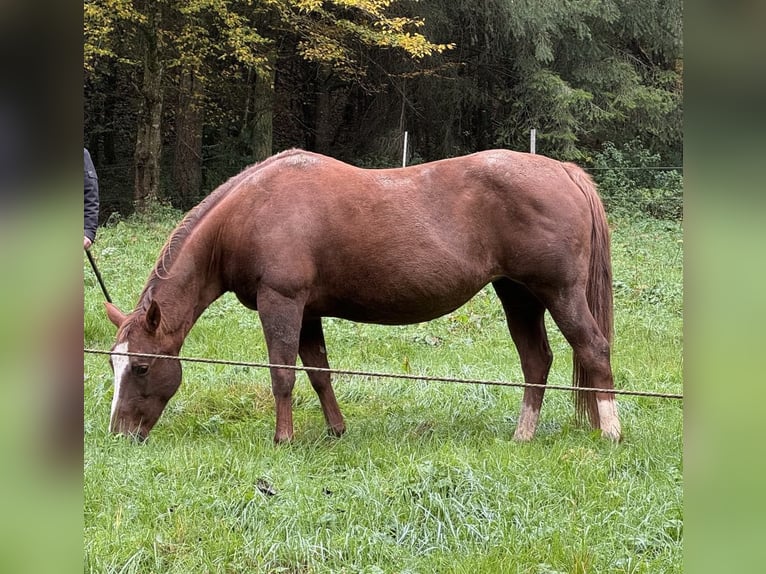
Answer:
84 0 682 216
591 139 683 220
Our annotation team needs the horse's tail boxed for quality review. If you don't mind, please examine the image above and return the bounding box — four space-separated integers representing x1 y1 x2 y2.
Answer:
563 163 614 427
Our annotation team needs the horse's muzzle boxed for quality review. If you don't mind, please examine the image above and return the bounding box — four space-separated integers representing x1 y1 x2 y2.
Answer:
110 419 150 442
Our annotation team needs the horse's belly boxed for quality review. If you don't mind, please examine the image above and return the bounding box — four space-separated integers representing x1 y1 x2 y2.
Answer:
308 275 489 325
327 305 466 325
317 300 472 325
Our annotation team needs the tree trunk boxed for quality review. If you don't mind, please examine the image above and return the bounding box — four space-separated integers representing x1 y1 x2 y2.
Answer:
172 69 204 210
134 5 163 211
314 67 333 154
314 66 348 155
252 51 276 162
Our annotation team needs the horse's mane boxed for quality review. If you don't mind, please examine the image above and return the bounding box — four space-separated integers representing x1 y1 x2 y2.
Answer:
136 150 305 310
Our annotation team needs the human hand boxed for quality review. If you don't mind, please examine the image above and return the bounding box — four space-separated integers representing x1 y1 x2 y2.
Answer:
84 236 92 250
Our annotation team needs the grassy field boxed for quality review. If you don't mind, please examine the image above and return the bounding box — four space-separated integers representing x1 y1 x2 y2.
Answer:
84 206 682 573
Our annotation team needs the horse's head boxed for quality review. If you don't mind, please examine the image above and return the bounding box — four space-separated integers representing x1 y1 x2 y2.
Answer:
104 299 182 441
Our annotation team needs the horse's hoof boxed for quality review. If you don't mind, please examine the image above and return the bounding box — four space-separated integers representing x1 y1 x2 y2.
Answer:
600 424 622 442
512 427 535 442
273 433 294 444
327 424 346 437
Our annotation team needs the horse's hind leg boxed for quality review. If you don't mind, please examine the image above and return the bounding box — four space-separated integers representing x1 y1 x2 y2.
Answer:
299 318 346 437
257 286 305 443
542 287 622 441
493 279 553 442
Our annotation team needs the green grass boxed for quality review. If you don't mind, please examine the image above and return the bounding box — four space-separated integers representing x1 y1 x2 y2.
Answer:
84 208 682 573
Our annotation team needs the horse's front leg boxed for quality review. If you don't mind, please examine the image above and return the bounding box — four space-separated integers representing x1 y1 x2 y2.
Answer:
257 286 306 443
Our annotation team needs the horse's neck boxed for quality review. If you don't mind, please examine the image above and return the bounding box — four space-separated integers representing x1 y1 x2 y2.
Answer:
146 230 224 343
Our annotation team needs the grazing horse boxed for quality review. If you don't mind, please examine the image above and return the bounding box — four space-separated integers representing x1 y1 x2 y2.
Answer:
105 149 621 443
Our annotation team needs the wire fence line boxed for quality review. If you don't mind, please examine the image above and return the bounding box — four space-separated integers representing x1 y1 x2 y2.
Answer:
585 166 682 171
84 348 683 400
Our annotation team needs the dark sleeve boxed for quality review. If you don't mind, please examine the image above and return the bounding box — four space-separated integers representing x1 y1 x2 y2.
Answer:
84 148 99 241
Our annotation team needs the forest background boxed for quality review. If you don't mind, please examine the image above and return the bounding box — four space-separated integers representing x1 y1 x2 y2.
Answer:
84 0 682 218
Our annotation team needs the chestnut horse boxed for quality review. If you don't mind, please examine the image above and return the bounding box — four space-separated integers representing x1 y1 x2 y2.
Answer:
105 149 621 443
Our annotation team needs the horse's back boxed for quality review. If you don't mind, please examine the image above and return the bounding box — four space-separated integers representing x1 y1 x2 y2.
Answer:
228 148 590 238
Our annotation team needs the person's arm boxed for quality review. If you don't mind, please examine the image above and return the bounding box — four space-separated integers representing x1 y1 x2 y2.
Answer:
84 148 99 249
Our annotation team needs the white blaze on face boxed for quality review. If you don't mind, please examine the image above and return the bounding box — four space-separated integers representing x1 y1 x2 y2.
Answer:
110 342 130 429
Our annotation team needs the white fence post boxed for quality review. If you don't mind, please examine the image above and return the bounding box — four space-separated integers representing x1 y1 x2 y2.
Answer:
530 128 536 154
402 131 409 167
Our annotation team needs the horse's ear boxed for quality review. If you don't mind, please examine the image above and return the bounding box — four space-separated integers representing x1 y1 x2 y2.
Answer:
144 299 162 333
104 302 127 328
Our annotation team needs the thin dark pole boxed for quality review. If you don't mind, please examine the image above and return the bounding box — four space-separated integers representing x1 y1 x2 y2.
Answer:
85 249 112 303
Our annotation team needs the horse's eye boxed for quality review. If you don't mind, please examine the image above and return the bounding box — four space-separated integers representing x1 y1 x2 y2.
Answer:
132 364 149 377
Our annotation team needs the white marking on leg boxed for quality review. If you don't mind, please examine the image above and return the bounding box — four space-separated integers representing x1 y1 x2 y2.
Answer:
513 401 541 441
597 397 622 439
110 342 130 430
